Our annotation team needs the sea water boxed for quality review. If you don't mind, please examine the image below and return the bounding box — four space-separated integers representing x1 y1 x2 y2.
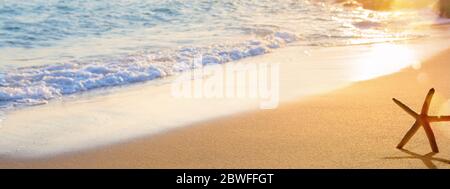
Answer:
0 0 447 109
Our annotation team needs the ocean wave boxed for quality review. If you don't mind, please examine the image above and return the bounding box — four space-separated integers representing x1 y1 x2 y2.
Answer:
0 31 298 109
0 0 444 110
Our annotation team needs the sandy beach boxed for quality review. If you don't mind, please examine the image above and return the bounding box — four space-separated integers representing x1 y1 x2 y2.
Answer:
1 44 449 168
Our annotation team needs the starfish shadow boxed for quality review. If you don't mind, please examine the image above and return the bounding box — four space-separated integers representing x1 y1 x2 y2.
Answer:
384 149 450 169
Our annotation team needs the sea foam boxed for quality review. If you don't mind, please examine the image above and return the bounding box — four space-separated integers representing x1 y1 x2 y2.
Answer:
0 31 297 109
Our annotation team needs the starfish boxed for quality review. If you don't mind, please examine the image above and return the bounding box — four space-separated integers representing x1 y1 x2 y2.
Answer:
393 88 450 153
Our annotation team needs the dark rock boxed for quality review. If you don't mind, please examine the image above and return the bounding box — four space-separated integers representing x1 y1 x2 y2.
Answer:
439 0 450 18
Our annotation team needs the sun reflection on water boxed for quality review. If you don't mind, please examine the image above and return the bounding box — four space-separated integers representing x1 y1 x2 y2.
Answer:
352 43 419 81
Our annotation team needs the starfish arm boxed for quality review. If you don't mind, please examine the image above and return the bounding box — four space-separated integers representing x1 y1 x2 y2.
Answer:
429 116 450 122
397 121 421 149
421 88 435 115
392 98 419 119
422 120 439 153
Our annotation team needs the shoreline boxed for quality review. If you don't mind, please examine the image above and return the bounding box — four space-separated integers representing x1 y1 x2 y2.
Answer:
1 45 449 168
1 35 449 159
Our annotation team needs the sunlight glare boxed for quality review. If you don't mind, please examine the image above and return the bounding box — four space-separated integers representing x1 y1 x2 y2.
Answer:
352 43 419 81
435 99 450 136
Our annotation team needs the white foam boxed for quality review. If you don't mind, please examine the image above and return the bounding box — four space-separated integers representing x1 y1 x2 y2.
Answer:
0 31 298 109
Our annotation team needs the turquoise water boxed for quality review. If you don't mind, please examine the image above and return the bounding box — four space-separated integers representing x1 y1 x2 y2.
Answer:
0 0 445 108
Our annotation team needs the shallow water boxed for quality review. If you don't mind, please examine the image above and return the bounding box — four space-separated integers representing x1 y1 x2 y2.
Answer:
1 0 448 109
